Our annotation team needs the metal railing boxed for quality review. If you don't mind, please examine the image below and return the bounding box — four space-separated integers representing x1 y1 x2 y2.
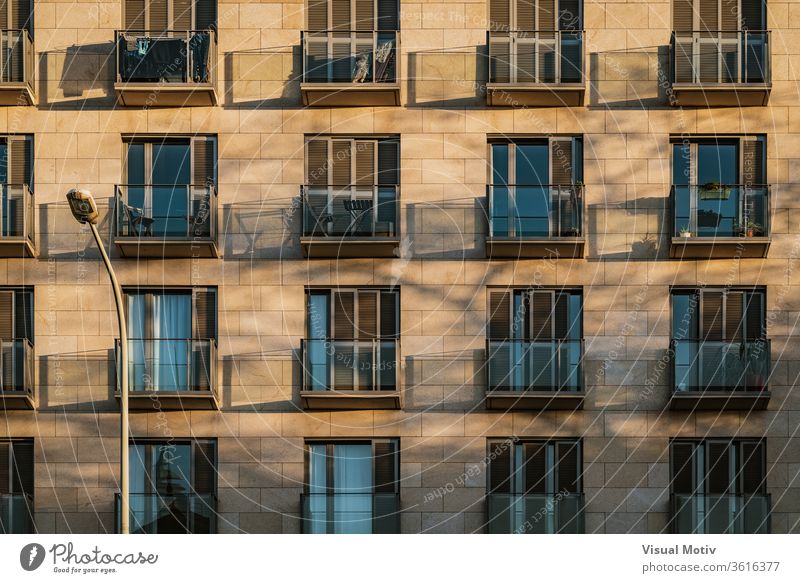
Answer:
486 339 583 392
487 492 584 533
488 30 584 84
0 184 34 244
115 184 217 241
670 493 770 534
488 184 582 238
115 29 216 85
301 492 400 534
115 493 217 534
301 338 399 392
302 185 398 237
0 29 34 90
0 493 34 534
302 30 398 84
115 338 217 394
671 30 770 85
671 184 770 238
671 339 770 393
0 338 34 394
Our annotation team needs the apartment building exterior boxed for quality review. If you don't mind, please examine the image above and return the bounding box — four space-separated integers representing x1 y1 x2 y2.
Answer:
0 0 798 535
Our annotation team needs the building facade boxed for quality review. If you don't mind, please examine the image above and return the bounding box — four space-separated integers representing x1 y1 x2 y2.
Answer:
0 0 799 534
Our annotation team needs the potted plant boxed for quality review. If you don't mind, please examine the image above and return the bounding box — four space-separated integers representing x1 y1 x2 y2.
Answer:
679 226 693 238
699 181 731 200
744 219 762 237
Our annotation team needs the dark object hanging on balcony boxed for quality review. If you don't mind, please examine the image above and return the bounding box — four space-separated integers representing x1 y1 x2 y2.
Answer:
118 32 211 84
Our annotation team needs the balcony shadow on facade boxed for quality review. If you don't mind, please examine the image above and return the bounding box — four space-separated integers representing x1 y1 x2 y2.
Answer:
36 350 117 411
586 201 670 261
221 200 303 259
406 48 485 108
401 351 484 411
223 47 301 108
37 201 114 260
39 44 116 109
219 351 298 411
404 200 485 259
587 48 670 109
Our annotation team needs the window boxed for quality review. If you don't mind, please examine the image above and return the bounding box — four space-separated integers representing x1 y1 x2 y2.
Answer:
304 439 399 533
124 0 217 32
0 288 32 392
119 136 216 238
304 136 399 237
125 288 216 392
127 439 216 534
305 288 398 391
671 439 769 533
0 439 33 534
0 136 32 239
671 288 768 392
672 136 767 238
488 0 583 84
487 438 583 533
489 137 582 237
487 288 582 391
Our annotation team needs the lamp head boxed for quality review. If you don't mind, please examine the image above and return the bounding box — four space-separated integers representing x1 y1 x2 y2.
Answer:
66 189 99 225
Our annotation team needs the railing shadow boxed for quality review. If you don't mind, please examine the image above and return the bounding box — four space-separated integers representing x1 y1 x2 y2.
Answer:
38 43 116 109
222 46 301 108
588 46 670 109
406 46 486 108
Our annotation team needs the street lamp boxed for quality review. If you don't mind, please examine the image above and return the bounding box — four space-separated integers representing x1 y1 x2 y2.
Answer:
66 189 130 535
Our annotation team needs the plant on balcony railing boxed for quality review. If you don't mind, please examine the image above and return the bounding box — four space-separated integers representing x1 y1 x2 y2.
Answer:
302 31 398 84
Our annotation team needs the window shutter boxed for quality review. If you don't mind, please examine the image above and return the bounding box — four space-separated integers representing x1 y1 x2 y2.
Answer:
12 0 31 30
744 292 763 340
355 0 374 31
522 442 547 494
551 138 573 185
331 140 352 185
379 290 398 338
721 0 739 30
354 141 375 186
671 441 695 493
739 441 764 494
149 0 170 32
0 291 14 340
0 442 9 494
331 0 351 30
556 441 580 493
192 136 216 186
698 0 719 31
741 0 763 30
307 140 329 185
357 291 378 339
488 291 511 340
559 0 581 30
376 0 397 30
725 291 744 342
701 291 724 341
195 0 217 30
673 0 694 30
742 139 764 187
530 290 554 340
307 0 329 30
516 0 535 30
9 137 32 186
489 441 512 493
10 440 33 496
0 2 7 30
173 0 192 30
333 291 355 338
376 140 399 186
553 293 569 338
125 0 145 30
192 288 216 340
13 290 32 341
538 0 556 31
706 441 731 494
373 440 397 493
193 440 216 494
489 0 510 31
516 42 536 82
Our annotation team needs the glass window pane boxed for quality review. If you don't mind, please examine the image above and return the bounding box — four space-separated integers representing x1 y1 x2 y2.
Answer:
515 144 548 185
672 143 691 185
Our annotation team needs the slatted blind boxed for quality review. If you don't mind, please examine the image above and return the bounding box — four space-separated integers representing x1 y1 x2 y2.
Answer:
489 0 511 31
489 36 511 83
125 0 145 30
516 0 535 30
331 140 352 185
538 0 556 31
307 0 329 30
0 1 7 29
0 442 9 494
721 0 739 29
741 0 763 30
306 140 329 185
523 442 547 493
331 0 351 30
192 288 216 339
373 439 397 493
530 291 554 339
726 291 744 342
701 291 724 341
195 0 217 30
673 0 694 30
0 291 14 340
355 0 374 31
739 441 764 494
556 441 580 493
149 0 169 32
671 441 695 493
376 0 397 30
9 136 32 187
379 290 398 337
13 290 31 340
559 0 581 30
354 141 375 186
192 136 216 186
333 291 355 338
489 291 511 339
12 0 31 30
706 441 731 494
376 140 399 185
550 138 573 185
489 441 512 493
173 0 192 31
698 0 719 31
10 439 33 496
357 291 377 339
193 440 216 494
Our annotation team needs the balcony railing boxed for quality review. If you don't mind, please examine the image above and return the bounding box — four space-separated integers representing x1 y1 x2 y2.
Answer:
302 30 398 85
486 339 583 392
0 338 34 394
0 184 35 256
115 493 216 534
0 493 34 534
488 184 582 238
116 338 217 394
0 29 34 104
301 338 399 392
672 30 770 85
488 30 583 85
116 30 215 85
301 492 400 534
302 185 398 238
672 339 770 393
671 184 770 238
671 493 770 534
487 492 585 534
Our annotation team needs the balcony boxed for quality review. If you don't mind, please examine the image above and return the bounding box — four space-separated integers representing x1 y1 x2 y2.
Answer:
0 493 34 534
487 31 584 106
301 493 400 533
0 184 35 257
0 338 34 409
670 494 770 534
114 30 217 107
670 339 770 410
115 338 218 410
670 184 770 259
301 30 400 106
671 30 771 106
485 339 584 410
115 493 217 534
300 338 400 410
301 185 399 258
114 184 218 258
486 185 583 259
0 30 34 105
487 493 584 533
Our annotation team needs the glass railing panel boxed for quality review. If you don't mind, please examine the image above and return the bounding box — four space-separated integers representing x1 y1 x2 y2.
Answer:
116 493 216 534
486 339 583 392
672 185 769 238
303 31 398 84
115 184 217 240
672 339 770 393
488 31 584 84
487 493 584 534
302 339 399 392
301 185 398 237
0 338 34 393
671 494 770 534
301 493 400 534
488 185 582 238
117 338 216 393
0 494 34 534
116 30 215 85
672 30 770 85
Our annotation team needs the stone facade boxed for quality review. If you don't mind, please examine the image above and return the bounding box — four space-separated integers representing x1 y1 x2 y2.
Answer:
0 0 798 534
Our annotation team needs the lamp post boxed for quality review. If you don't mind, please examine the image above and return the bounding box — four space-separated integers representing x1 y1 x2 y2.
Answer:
66 189 129 535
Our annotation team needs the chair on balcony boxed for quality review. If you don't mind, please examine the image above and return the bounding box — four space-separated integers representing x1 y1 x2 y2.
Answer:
343 199 372 235
123 204 155 237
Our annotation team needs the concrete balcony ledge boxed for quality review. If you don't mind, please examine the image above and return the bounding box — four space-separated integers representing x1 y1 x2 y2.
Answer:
485 390 585 411
300 390 401 410
670 390 770 411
